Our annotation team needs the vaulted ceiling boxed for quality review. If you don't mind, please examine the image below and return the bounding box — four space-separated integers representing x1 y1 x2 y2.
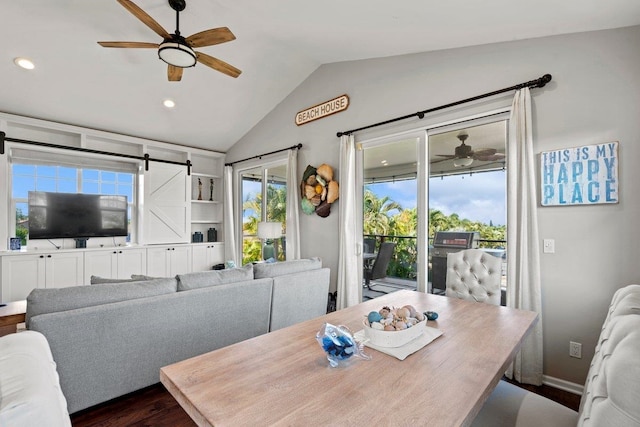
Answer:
2 0 639 152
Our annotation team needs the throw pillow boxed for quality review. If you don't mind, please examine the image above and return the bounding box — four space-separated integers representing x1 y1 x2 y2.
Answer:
176 264 254 291
90 275 142 285
253 257 322 279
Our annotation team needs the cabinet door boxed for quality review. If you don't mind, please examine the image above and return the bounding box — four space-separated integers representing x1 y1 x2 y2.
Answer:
144 163 189 245
169 246 192 276
191 245 209 272
209 243 225 266
146 247 170 277
46 252 84 289
1 255 45 302
116 248 147 279
84 250 118 283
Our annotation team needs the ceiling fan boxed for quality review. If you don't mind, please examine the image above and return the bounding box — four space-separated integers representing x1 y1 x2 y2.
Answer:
431 132 505 167
98 0 241 81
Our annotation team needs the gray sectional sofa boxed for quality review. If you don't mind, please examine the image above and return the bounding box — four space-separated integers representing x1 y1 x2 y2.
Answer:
25 258 330 414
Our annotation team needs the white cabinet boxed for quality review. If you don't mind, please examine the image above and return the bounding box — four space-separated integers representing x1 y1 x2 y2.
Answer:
84 247 147 283
191 243 225 272
146 245 192 277
1 251 84 302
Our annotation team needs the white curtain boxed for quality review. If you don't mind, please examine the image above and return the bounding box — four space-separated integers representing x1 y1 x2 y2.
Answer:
336 135 361 309
506 88 543 385
285 148 300 260
223 165 238 266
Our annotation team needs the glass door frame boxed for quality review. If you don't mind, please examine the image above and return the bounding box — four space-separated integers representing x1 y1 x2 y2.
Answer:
233 154 288 265
356 129 428 292
356 108 511 294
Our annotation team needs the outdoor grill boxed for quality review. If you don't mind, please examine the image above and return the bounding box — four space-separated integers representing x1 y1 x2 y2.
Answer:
430 231 480 294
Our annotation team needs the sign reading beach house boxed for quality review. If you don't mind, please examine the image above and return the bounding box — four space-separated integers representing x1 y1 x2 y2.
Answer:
540 141 618 206
295 94 349 126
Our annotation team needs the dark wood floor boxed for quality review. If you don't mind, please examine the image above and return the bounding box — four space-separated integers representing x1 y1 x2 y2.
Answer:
71 379 581 427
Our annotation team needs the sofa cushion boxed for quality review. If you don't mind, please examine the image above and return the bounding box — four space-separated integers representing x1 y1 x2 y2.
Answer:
90 275 142 284
26 277 178 327
0 331 71 427
176 264 254 291
253 257 322 279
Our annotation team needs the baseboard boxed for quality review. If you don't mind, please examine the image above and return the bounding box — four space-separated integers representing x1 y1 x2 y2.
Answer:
543 375 584 396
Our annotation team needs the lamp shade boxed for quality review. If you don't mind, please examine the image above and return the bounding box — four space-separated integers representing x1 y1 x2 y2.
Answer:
158 41 197 68
257 222 282 239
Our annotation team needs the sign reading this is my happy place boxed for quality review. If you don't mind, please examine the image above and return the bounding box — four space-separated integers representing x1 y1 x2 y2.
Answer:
295 94 349 126
540 141 618 206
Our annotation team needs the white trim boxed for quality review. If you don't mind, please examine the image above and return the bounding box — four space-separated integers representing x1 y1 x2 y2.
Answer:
542 374 584 396
353 107 511 145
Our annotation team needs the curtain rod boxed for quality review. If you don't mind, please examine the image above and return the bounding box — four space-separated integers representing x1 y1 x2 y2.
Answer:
336 74 552 137
225 143 302 167
0 132 193 175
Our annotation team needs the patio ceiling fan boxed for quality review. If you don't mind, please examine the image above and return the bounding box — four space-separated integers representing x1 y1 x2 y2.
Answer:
98 0 241 81
431 132 505 167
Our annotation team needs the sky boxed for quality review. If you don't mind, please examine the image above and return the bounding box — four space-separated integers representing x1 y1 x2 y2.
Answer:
367 170 506 226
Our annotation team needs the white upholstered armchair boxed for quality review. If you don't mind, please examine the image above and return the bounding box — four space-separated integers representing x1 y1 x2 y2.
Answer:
445 248 502 305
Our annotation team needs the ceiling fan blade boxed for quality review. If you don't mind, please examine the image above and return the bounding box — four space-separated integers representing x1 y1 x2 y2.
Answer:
473 148 498 156
168 65 183 82
474 153 506 162
98 41 159 48
196 52 242 78
117 0 170 39
430 157 454 165
186 27 236 48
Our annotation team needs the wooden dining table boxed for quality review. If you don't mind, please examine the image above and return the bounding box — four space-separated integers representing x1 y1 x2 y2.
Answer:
160 290 537 427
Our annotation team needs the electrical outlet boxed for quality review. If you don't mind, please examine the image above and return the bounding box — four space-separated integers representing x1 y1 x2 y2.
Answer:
543 239 555 253
569 341 582 359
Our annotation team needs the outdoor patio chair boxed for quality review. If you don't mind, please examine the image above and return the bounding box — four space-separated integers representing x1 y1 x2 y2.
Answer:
364 241 396 288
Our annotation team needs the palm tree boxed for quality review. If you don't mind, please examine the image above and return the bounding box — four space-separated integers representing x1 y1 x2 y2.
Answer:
363 190 402 236
242 184 288 264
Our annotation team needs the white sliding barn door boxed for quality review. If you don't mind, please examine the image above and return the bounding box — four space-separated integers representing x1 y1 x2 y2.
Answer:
143 163 189 244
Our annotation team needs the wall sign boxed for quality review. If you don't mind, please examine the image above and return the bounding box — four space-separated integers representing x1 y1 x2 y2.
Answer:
540 141 618 206
295 94 349 126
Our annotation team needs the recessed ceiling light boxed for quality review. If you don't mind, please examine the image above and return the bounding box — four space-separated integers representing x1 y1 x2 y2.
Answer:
163 99 176 108
14 57 35 70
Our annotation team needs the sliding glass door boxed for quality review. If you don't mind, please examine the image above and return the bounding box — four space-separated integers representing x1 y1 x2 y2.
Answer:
359 112 508 299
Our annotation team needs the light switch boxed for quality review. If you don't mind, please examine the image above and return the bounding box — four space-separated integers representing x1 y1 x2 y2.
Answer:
543 239 555 253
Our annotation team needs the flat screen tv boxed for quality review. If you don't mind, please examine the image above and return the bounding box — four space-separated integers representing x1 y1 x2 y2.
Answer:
28 191 128 239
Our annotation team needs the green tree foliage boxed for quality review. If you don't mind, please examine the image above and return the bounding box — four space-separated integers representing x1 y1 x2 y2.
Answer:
242 184 287 265
364 191 506 280
15 208 28 245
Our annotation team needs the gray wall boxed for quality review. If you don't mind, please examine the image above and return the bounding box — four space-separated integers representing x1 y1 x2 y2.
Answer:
226 26 640 386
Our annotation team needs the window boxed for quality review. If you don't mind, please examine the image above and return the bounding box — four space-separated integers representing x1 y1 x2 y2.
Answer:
240 162 287 264
10 149 137 246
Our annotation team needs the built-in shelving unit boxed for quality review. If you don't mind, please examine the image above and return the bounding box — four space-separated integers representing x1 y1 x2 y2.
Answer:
189 154 223 244
0 112 227 301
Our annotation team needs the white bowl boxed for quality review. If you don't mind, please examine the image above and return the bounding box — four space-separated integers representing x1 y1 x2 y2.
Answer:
362 319 426 348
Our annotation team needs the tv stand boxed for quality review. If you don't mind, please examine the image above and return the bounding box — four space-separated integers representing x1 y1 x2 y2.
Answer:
74 238 88 249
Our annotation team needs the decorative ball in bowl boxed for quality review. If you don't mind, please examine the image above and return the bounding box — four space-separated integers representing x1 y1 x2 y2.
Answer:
362 305 426 348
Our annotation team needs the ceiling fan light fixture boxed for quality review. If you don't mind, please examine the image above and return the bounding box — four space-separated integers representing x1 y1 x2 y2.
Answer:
453 157 474 168
14 57 35 70
158 41 196 68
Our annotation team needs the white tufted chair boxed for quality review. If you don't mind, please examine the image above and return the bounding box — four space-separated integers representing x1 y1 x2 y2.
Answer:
445 248 502 305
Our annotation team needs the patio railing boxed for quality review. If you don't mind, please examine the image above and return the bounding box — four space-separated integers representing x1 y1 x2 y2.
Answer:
364 234 507 282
